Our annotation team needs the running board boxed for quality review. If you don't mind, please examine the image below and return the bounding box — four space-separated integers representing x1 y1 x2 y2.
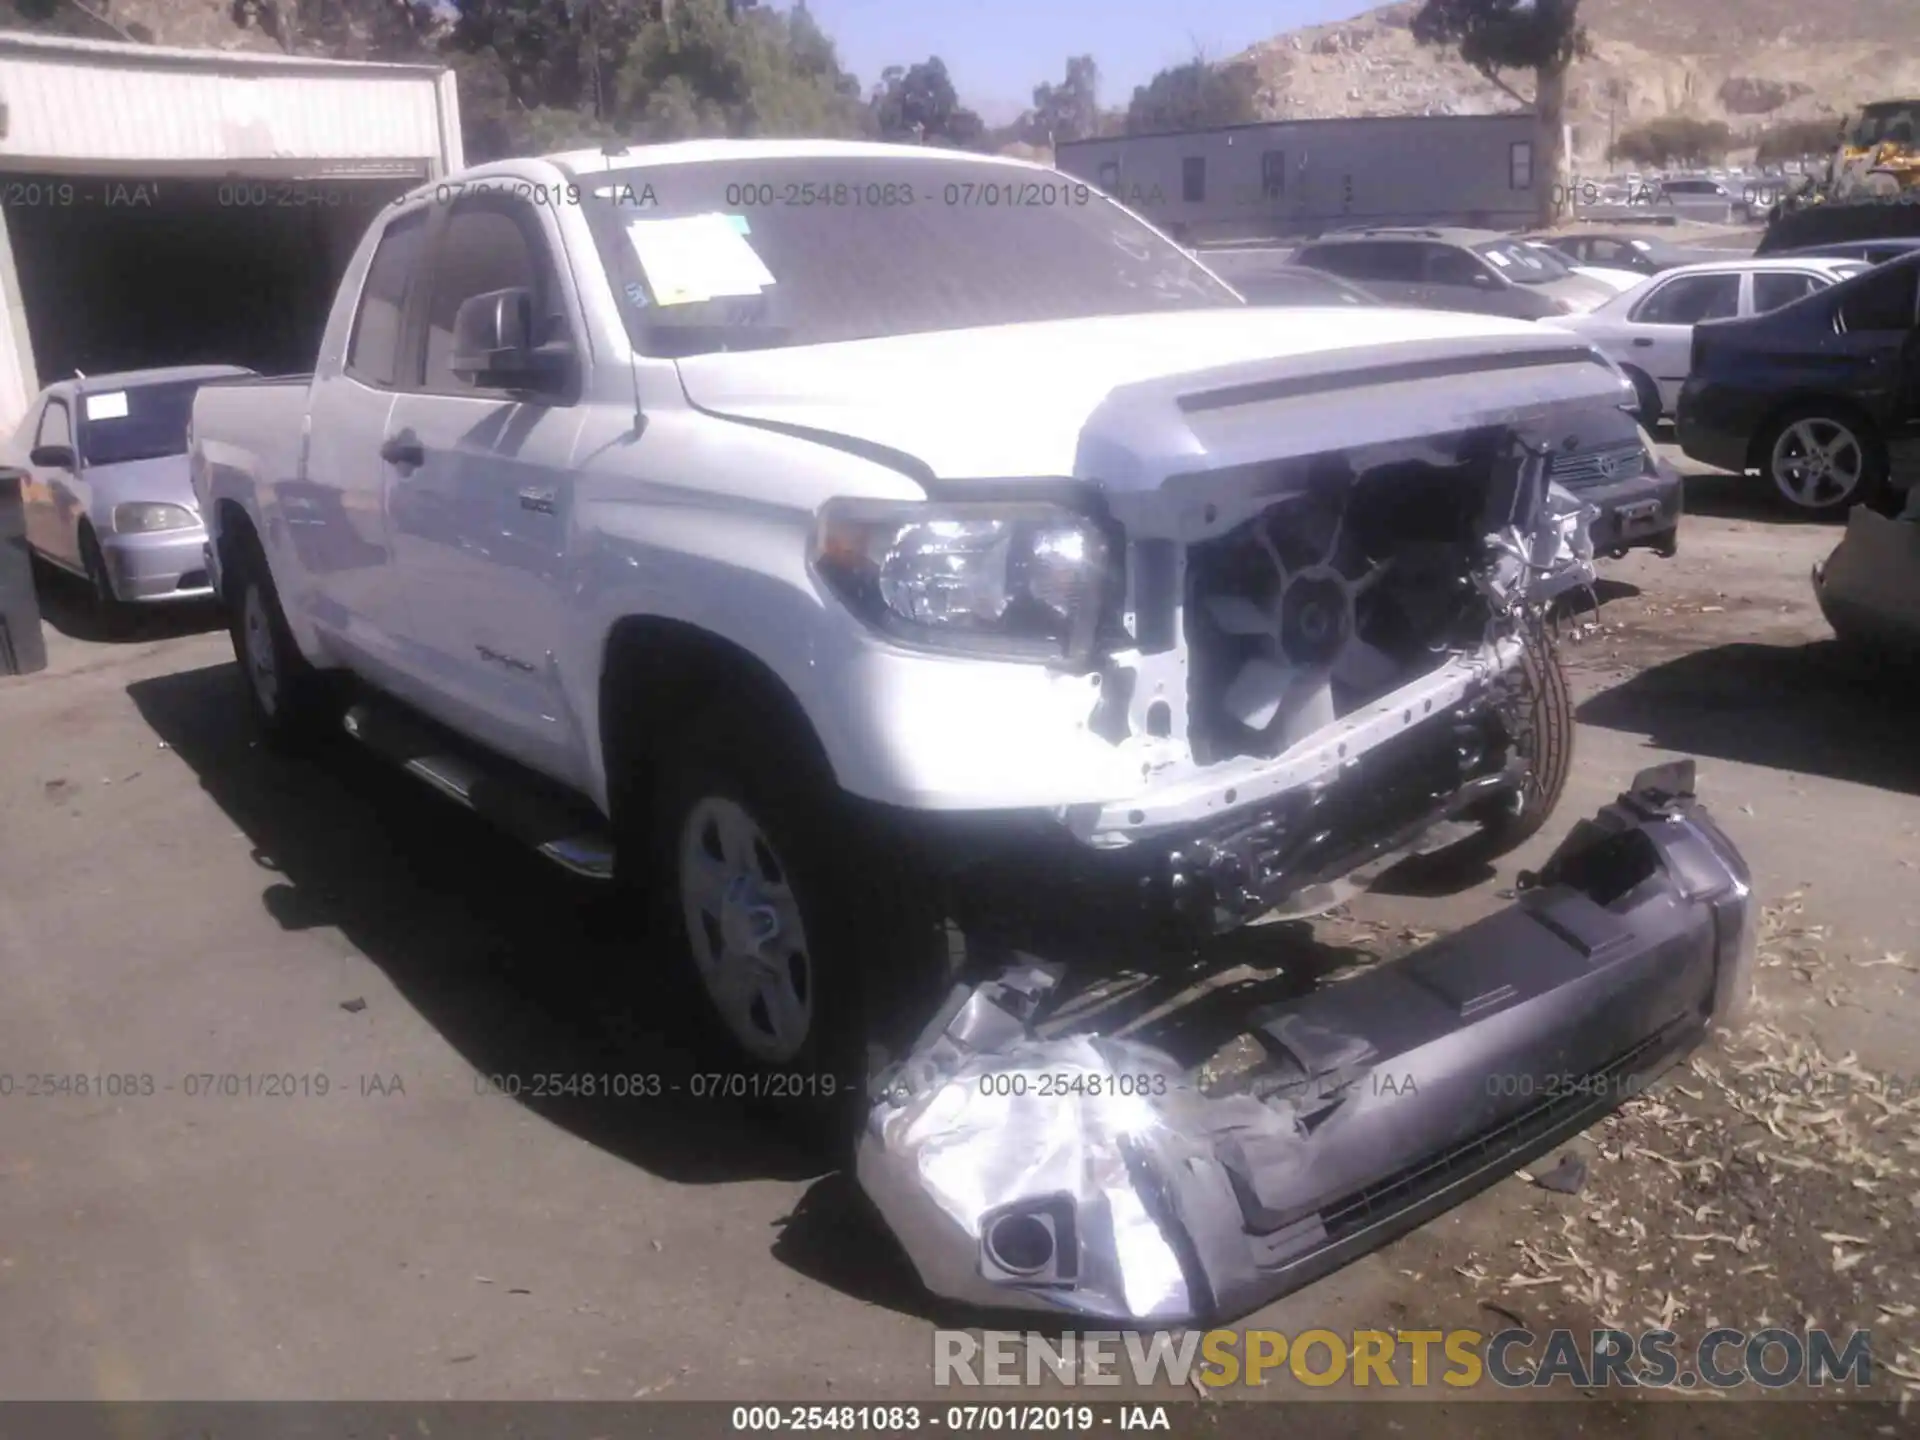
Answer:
340 701 616 880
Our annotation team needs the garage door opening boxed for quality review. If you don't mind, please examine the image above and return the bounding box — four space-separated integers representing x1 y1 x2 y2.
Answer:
3 174 416 384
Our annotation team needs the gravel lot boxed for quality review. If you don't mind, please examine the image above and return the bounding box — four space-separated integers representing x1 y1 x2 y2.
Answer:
2 444 1916 1421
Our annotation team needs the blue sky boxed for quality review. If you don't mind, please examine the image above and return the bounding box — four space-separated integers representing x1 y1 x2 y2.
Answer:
800 0 1376 124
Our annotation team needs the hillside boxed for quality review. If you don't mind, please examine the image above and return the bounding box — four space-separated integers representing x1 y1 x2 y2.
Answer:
1231 0 1920 165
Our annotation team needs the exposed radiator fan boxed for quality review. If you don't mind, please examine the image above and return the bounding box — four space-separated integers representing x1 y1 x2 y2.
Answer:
1202 495 1405 754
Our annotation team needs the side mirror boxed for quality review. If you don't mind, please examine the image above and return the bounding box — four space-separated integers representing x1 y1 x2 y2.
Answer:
450 288 571 392
29 444 74 469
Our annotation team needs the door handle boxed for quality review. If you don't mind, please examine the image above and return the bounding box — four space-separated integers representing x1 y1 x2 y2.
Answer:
380 436 424 467
1632 337 1654 347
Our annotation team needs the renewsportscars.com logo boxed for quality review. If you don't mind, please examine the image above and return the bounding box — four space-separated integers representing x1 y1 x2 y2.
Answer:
934 1328 1877 1391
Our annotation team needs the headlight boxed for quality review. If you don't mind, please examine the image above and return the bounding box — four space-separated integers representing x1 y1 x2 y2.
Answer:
811 498 1117 664
113 502 198 533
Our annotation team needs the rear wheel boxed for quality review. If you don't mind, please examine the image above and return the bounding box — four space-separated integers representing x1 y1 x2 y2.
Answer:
224 527 335 751
1758 406 1887 517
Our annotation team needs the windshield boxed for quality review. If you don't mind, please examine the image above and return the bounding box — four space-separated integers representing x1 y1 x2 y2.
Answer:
573 155 1241 357
1477 241 1567 285
76 379 210 467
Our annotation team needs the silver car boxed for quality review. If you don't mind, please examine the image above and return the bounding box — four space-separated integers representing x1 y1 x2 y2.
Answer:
10 365 253 616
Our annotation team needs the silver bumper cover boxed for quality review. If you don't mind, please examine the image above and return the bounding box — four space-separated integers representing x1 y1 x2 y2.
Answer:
856 760 1754 1325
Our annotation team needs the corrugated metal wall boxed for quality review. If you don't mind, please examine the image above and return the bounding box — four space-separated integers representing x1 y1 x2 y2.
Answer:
0 46 449 169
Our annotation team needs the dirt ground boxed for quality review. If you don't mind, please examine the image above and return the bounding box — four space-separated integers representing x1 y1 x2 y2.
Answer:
1 447 1916 1425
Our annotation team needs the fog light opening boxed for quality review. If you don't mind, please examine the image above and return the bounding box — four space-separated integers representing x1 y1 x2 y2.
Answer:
985 1213 1056 1276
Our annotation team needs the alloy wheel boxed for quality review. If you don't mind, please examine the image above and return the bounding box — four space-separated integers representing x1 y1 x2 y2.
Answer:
1769 417 1865 511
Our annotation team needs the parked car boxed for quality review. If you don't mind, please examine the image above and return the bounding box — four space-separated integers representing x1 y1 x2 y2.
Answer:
1770 238 1920 267
1677 251 1920 515
8 364 254 622
187 142 1754 1325
1202 258 1382 307
1525 231 1729 276
1516 240 1643 295
1648 176 1745 224
1813 505 1920 663
1542 258 1869 426
1290 228 1619 318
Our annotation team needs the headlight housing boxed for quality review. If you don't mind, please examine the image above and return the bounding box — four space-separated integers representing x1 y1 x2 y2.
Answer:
113 501 198 534
811 498 1118 665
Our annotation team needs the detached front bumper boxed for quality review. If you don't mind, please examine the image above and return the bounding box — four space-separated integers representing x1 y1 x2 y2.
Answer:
101 525 213 603
858 761 1754 1326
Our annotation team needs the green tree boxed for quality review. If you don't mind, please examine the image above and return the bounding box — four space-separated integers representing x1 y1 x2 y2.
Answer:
1123 57 1259 134
1027 54 1100 146
1609 115 1732 169
1410 0 1588 225
1755 118 1843 167
5 0 150 42
867 57 986 147
230 0 441 59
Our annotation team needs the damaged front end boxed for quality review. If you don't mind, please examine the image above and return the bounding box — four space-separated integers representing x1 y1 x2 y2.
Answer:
858 762 1754 1326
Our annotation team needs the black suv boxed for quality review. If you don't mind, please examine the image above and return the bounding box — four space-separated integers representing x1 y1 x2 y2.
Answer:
1289 228 1616 319
1677 252 1920 515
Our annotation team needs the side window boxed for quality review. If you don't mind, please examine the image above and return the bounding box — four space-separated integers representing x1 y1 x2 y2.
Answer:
1292 245 1348 277
1181 156 1206 204
1836 262 1920 333
35 400 71 451
345 211 428 389
1363 242 1425 283
1425 244 1489 286
1632 273 1740 325
1260 150 1286 200
1509 141 1533 190
422 201 559 394
1589 240 1628 264
1752 272 1822 313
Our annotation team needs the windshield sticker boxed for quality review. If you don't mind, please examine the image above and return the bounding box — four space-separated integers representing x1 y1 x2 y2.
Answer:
1485 250 1511 267
624 213 776 306
84 391 129 421
724 213 751 235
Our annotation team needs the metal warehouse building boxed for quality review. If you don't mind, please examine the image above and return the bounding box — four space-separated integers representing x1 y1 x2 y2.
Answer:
1055 114 1540 244
0 32 463 435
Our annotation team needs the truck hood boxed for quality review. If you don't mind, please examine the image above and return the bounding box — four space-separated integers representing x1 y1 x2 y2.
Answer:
674 307 1623 486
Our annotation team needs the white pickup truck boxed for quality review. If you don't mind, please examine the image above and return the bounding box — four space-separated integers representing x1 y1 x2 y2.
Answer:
190 138 1710 1103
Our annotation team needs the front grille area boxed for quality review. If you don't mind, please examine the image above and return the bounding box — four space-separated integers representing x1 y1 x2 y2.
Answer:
1550 442 1648 490
1318 1020 1687 1244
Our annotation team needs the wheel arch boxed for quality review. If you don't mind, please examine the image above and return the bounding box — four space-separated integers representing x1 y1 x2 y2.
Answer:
598 616 836 833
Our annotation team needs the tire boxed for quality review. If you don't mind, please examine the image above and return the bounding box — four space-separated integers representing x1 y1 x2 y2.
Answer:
77 525 130 635
224 526 335 751
630 703 953 1140
1424 622 1576 868
1620 365 1662 430
1755 405 1888 517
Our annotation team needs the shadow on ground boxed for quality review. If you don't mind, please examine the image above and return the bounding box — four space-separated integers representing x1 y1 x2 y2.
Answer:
1578 638 1917 796
1677 469 1849 528
127 657 1394 1323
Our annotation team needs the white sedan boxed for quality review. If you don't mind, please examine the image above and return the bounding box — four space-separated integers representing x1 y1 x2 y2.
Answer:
1540 257 1869 425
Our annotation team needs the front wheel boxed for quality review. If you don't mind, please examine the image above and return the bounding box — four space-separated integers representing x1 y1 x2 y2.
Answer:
1419 623 1575 872
634 707 954 1135
78 526 130 634
1758 407 1887 517
1620 365 1662 429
